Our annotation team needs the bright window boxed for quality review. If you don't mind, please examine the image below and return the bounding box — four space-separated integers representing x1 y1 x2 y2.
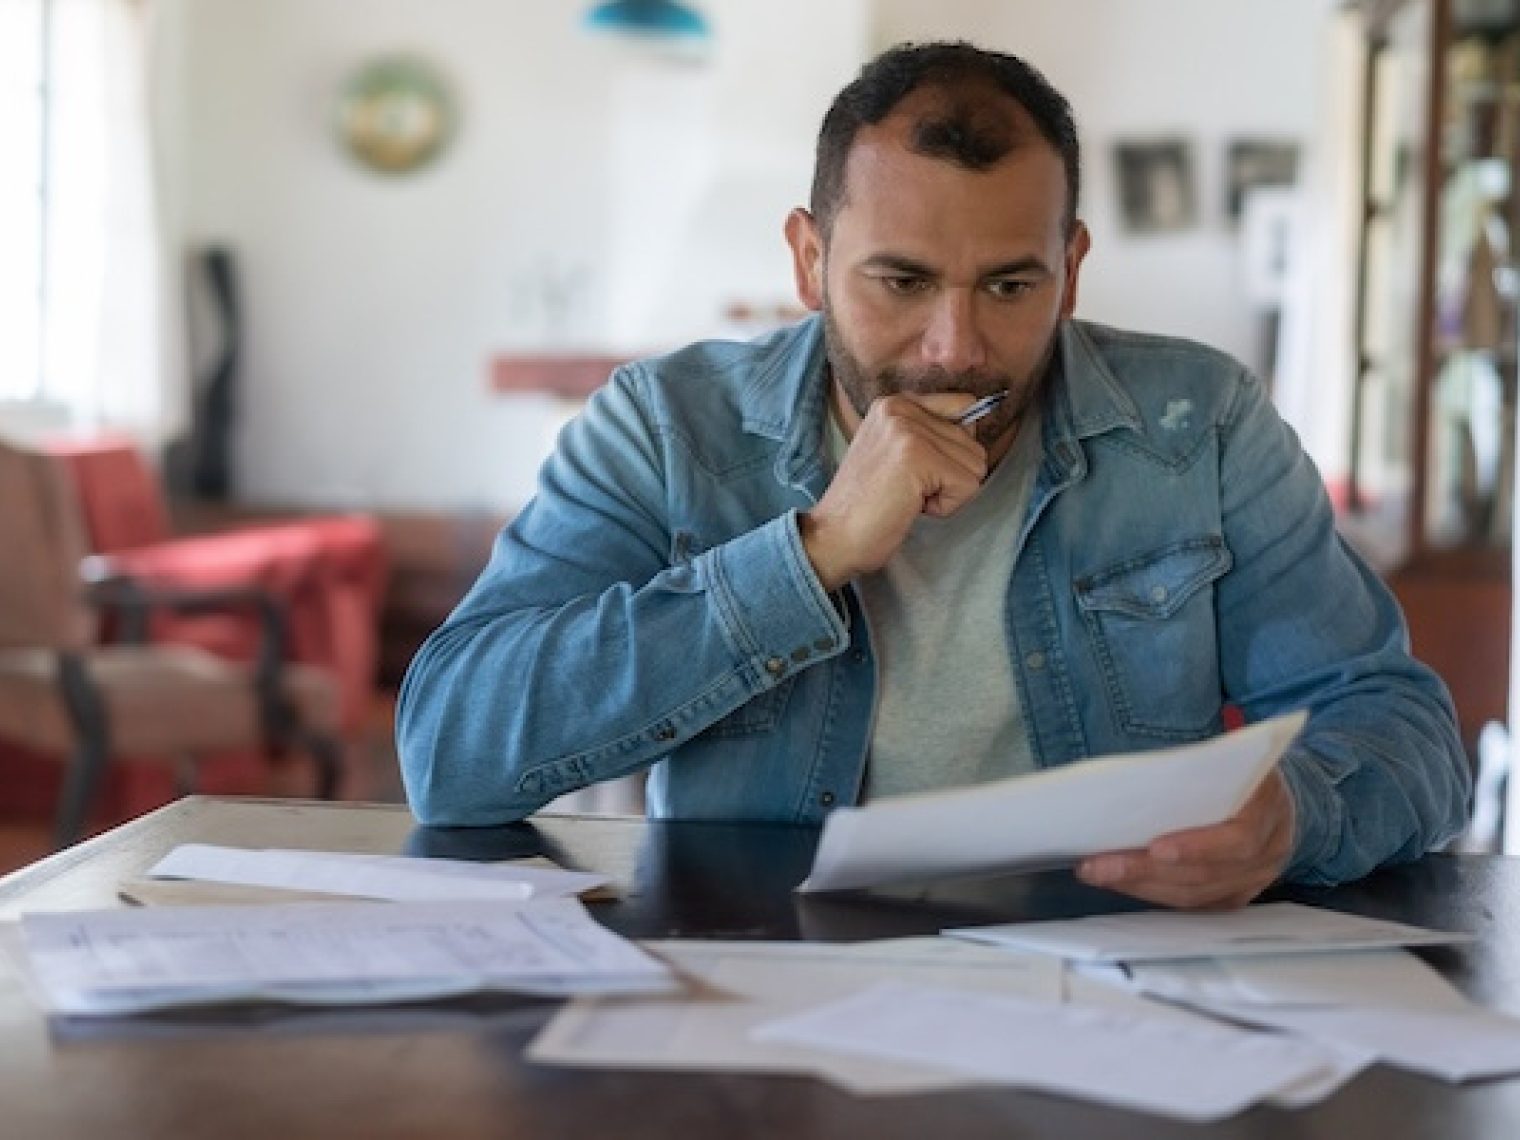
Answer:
0 0 47 401
0 0 118 419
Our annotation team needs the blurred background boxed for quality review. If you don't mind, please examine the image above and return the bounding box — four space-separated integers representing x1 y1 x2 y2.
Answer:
2 0 1516 865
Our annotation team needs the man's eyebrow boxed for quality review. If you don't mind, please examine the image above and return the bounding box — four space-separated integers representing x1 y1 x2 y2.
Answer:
860 253 938 275
858 253 1053 277
983 257 1052 277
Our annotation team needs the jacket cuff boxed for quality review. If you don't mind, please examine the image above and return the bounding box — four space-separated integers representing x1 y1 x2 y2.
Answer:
1276 748 1343 884
703 510 849 686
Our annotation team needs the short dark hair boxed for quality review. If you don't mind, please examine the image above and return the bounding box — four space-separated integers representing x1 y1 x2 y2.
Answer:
810 41 1081 236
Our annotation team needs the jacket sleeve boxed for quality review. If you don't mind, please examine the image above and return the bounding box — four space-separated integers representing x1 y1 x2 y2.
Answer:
395 365 846 825
1215 369 1472 885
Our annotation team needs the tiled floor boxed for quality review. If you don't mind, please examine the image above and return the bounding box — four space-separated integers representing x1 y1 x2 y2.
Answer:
0 692 406 877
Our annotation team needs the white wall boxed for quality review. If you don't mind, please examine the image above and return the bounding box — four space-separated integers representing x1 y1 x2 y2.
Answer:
165 0 1342 511
174 0 612 509
168 0 864 510
876 0 1341 371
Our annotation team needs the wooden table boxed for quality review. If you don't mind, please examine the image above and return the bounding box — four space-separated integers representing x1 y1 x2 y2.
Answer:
3 797 1520 1139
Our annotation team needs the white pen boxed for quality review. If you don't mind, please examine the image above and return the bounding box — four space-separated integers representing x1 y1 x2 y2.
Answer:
955 389 1009 426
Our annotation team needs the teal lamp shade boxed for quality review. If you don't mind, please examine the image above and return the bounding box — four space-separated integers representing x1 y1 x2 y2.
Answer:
585 0 710 39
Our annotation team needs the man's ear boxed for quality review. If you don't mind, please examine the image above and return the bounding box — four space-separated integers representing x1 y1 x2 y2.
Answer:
785 208 825 312
1060 220 1092 320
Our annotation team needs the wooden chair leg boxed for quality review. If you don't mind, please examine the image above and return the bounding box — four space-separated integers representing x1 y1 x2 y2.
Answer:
54 654 111 849
306 732 343 800
174 753 199 799
55 727 109 849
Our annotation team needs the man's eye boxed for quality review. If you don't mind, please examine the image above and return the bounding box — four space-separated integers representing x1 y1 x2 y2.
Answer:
881 275 931 296
987 278 1036 300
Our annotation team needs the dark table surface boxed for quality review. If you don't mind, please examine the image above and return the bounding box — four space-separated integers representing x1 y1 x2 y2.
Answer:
2 797 1519 1139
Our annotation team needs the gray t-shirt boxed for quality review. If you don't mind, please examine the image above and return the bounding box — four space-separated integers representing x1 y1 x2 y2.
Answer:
826 408 1043 800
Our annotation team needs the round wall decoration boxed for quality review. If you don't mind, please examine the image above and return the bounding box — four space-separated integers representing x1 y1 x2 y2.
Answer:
335 56 456 175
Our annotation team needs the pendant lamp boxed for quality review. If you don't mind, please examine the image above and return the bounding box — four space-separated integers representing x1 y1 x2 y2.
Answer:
585 0 710 40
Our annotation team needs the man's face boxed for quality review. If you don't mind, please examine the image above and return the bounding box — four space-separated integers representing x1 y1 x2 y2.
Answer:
787 106 1089 454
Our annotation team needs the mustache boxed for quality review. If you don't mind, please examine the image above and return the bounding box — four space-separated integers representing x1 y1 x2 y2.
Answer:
875 367 1013 394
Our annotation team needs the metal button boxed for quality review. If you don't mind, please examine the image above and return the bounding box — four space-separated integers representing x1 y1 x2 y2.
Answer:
791 646 811 663
813 636 835 652
819 791 836 807
764 656 787 677
652 724 676 742
1025 651 1046 671
1150 585 1169 603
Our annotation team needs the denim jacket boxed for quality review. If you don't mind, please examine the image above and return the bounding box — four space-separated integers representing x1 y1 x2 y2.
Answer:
397 316 1471 886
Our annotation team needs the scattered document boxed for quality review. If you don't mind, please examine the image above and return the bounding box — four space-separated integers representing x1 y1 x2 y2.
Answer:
1108 950 1520 1083
146 845 610 904
1200 1003 1520 1083
20 898 674 1016
798 710 1306 892
530 937 1063 1095
752 980 1345 1122
1064 964 1374 1109
946 901 1472 962
1122 947 1472 1012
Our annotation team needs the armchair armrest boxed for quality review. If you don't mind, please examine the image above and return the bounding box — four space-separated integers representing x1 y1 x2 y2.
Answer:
80 566 299 751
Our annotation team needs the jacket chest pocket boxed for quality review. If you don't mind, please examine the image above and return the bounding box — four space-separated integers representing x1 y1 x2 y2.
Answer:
1074 536 1232 739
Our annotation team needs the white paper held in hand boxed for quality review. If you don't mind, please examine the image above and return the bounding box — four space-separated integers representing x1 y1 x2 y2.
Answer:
798 709 1306 893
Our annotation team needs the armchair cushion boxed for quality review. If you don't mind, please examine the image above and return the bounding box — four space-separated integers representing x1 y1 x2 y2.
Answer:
0 646 338 756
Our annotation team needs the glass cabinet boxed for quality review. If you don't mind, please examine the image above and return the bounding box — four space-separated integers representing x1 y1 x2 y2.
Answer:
1347 0 1514 756
1350 0 1517 564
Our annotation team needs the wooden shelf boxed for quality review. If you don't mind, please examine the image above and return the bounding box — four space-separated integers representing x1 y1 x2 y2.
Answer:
490 354 630 400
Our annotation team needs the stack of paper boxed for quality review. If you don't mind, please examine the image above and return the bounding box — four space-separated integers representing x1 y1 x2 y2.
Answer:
528 934 1363 1118
1115 951 1520 1081
137 844 612 904
945 902 1520 1084
529 902 1514 1119
752 981 1352 1122
945 902 1473 961
20 898 674 1015
530 937 1066 1095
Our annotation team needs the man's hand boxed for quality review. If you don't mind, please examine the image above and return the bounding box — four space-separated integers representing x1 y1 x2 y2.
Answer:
1075 771 1296 910
801 393 988 590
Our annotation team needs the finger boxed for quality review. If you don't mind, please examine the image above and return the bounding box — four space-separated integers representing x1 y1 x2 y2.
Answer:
862 401 990 505
1149 819 1267 866
1117 867 1272 910
1150 773 1293 865
1077 855 1271 910
1079 846 1273 894
868 396 989 469
1117 877 1266 911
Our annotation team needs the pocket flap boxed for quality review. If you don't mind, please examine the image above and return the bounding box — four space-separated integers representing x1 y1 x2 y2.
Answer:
1074 536 1232 620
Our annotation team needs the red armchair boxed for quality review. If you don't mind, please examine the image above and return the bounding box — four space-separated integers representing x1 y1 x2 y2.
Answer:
44 435 387 733
0 437 343 846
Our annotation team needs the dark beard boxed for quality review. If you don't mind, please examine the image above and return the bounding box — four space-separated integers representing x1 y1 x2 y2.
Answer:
821 305 1059 446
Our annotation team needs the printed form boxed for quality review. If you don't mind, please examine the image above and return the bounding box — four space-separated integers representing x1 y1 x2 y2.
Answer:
20 898 674 1015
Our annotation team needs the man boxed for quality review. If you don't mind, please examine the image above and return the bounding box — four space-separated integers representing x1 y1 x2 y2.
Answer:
398 42 1470 909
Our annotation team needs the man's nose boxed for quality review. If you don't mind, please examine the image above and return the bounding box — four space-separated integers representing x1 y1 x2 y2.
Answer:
919 289 989 374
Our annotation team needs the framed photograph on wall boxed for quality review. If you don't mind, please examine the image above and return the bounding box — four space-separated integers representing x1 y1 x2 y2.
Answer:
1225 139 1301 223
1112 138 1198 234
